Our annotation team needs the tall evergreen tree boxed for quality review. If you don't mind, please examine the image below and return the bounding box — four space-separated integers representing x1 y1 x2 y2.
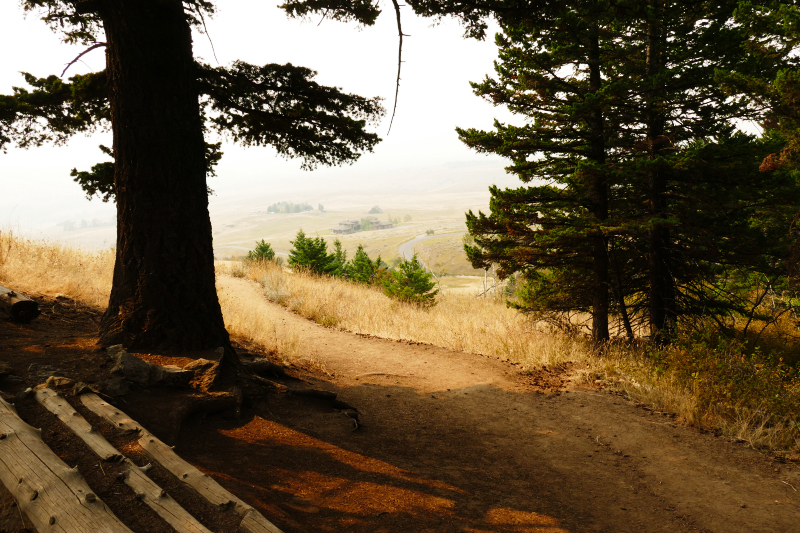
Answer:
460 2 634 341
614 0 796 339
0 1 383 362
460 1 798 341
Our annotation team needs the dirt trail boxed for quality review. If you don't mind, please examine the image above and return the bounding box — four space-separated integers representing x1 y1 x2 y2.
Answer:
207 277 800 533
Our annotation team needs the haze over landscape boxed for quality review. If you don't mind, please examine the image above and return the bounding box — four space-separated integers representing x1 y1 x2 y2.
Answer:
3 4 800 533
1 2 518 257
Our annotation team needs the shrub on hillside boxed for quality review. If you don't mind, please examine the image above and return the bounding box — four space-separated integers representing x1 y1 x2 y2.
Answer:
648 331 800 446
246 240 277 263
382 254 438 307
287 230 348 277
288 230 332 274
350 244 382 284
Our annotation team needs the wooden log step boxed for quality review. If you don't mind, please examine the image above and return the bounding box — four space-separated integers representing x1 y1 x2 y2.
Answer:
35 388 123 462
81 393 285 533
34 388 214 533
118 460 214 533
0 395 133 533
0 285 40 323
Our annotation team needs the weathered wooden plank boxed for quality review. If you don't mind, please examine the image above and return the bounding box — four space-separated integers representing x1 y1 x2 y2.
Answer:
35 388 123 462
36 388 216 533
81 393 285 533
240 509 286 533
121 461 214 533
0 396 133 533
0 285 40 322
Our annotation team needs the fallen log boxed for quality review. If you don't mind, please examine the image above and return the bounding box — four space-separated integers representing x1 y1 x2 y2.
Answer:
0 395 133 533
35 388 215 533
81 393 284 533
0 285 40 322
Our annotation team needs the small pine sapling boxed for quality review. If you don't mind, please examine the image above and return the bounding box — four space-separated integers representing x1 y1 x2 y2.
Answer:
246 239 276 262
349 244 381 284
382 254 438 307
288 230 332 275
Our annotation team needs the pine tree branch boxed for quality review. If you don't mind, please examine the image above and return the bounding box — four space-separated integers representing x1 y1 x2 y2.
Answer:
74 0 102 15
387 0 405 135
61 42 106 77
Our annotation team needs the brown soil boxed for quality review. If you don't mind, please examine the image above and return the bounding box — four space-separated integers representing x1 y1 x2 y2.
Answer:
1 285 799 533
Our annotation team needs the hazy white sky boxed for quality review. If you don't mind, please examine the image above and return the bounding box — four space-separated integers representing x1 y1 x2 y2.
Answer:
0 2 517 239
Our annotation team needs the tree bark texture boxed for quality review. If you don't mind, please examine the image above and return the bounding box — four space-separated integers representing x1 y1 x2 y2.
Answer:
98 0 231 352
645 0 676 342
587 22 610 343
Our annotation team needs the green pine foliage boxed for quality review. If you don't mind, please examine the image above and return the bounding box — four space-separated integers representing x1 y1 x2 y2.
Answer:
329 239 349 278
246 240 277 262
287 230 335 275
69 145 115 202
461 2 800 341
382 254 438 307
287 231 388 283
349 244 381 284
1 60 383 198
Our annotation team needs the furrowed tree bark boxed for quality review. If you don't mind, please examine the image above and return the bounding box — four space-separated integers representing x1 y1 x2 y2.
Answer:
587 21 610 343
97 0 232 355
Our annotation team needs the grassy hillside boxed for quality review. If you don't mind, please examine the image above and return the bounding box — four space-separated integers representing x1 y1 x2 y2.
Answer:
2 231 798 455
415 234 483 276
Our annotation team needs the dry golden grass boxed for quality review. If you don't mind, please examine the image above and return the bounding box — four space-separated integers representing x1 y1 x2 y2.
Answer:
215 275 304 364
224 259 800 454
0 230 113 308
586 343 800 453
226 259 589 371
415 234 483 276
1 232 795 454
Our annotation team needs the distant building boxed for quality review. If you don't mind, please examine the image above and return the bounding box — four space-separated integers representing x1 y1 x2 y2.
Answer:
331 217 393 234
331 219 361 234
365 216 393 230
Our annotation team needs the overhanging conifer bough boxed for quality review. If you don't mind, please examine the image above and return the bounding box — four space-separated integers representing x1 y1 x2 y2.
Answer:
2 0 383 357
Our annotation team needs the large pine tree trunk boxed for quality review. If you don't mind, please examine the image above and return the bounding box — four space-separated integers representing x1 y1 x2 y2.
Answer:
97 0 231 353
645 0 676 343
588 22 610 343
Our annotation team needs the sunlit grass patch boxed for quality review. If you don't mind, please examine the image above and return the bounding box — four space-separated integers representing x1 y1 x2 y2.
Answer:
0 230 113 308
2 231 797 455
222 259 587 370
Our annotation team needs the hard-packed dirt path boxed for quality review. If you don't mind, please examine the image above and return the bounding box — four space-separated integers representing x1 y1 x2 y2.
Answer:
2 280 799 533
209 277 800 533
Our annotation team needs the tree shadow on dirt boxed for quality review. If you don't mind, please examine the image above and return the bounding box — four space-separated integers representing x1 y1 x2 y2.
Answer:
162 380 614 533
